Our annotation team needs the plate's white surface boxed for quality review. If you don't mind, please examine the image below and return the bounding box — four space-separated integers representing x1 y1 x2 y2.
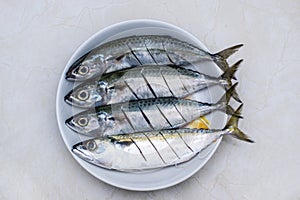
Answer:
56 19 226 191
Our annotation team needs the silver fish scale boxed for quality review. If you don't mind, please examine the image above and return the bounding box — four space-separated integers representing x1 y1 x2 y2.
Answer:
115 99 182 132
139 68 173 97
155 67 214 96
175 129 221 153
126 37 157 65
103 129 225 170
97 39 129 59
126 35 207 65
142 132 179 164
128 133 165 165
158 68 189 97
160 131 192 160
173 99 214 122
105 66 220 106
155 103 185 127
105 49 169 73
122 76 156 99
95 35 212 73
143 38 171 64
139 106 171 130
109 110 136 134
161 67 213 96
129 98 192 130
162 36 199 52
116 132 180 165
131 51 157 65
107 98 215 136
106 53 141 73
136 98 186 129
162 37 211 64
121 109 153 132
110 82 139 104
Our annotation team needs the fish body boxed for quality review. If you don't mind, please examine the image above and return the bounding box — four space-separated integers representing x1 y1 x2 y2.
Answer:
72 105 253 171
65 91 237 136
65 62 241 108
65 35 243 81
73 129 226 171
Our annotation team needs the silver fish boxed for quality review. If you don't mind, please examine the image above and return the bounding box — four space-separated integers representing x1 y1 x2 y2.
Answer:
65 83 240 136
65 35 243 81
72 105 253 171
65 61 242 108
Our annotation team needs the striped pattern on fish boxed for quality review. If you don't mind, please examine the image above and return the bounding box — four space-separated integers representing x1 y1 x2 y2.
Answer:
65 83 239 136
72 105 253 171
65 62 241 108
65 35 243 81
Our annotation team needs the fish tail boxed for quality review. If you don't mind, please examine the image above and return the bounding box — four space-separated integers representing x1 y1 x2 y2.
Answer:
224 85 241 103
221 59 242 103
216 83 242 118
212 44 243 77
221 59 243 82
224 104 254 143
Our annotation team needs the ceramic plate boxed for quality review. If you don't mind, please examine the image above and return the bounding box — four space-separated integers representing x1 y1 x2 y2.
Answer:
56 19 227 191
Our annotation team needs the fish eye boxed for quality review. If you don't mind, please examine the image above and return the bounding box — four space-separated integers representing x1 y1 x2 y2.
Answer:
87 140 97 151
77 117 88 127
78 65 89 75
77 90 89 100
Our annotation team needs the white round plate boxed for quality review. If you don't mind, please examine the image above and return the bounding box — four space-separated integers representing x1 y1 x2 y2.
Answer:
56 19 227 191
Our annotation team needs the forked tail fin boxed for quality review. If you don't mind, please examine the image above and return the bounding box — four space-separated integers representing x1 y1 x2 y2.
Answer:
221 59 242 81
224 104 254 143
220 59 243 103
216 83 242 118
212 44 243 77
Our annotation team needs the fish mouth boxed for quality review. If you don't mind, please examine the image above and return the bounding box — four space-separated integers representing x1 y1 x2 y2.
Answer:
65 117 76 131
72 143 94 162
64 90 73 105
65 51 90 81
65 69 76 81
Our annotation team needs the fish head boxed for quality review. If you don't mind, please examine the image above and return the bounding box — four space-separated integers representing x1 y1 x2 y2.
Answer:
64 81 113 108
72 139 113 168
66 54 106 81
65 110 115 136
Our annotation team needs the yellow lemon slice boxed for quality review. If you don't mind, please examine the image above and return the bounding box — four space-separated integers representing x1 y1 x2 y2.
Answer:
184 116 210 129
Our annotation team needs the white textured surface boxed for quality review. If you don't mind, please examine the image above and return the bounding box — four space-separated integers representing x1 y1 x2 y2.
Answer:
0 0 299 199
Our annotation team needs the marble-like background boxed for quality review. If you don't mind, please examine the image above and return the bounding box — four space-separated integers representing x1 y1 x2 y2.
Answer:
0 0 299 199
